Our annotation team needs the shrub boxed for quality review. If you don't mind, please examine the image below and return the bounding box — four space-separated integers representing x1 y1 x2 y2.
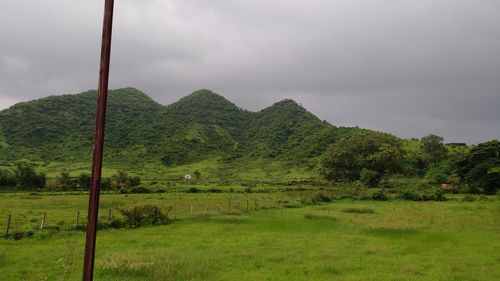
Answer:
398 188 446 201
462 194 476 202
129 186 152 194
371 190 388 201
311 192 332 203
100 178 112 190
187 187 200 193
120 204 171 228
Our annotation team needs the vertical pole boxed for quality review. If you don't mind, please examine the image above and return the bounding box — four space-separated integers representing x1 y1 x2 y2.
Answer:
40 212 47 230
107 209 112 225
173 204 177 220
83 0 114 280
5 215 11 238
191 203 194 217
76 211 80 229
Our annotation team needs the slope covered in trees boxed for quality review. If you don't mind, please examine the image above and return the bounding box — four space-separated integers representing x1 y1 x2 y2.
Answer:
0 88 359 167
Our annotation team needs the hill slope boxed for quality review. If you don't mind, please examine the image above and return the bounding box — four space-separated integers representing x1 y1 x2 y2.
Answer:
0 88 362 171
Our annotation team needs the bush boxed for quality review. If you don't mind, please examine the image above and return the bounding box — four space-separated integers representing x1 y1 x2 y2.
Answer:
187 187 200 193
129 186 152 194
462 194 476 202
120 204 171 228
398 188 446 201
100 178 112 190
311 192 332 203
371 190 388 201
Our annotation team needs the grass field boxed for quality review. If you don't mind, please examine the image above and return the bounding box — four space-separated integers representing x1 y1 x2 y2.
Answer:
1 193 499 280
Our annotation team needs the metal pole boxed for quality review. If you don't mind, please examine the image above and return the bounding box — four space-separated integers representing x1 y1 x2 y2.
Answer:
83 0 114 280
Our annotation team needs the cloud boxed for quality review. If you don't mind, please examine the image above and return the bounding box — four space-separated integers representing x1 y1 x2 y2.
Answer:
1 0 499 143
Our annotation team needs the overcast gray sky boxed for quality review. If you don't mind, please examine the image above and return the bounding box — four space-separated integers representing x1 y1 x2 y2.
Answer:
1 0 499 143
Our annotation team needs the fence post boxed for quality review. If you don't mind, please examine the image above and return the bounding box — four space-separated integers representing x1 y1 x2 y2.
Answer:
191 203 194 217
40 212 46 230
107 209 112 225
173 204 177 220
5 215 11 238
206 205 209 214
76 211 80 228
246 199 249 210
228 198 231 211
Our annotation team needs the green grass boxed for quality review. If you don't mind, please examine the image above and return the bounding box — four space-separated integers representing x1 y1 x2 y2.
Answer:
1 194 500 280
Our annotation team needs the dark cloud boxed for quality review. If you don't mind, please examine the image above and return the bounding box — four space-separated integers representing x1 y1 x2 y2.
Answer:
1 0 499 143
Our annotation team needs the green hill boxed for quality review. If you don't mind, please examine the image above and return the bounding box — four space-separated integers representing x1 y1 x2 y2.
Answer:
0 88 365 179
0 88 163 162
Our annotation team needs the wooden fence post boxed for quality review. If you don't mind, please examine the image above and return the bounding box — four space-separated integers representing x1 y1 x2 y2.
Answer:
5 215 11 238
246 199 249 210
40 213 46 230
76 211 80 228
107 209 112 225
173 204 177 220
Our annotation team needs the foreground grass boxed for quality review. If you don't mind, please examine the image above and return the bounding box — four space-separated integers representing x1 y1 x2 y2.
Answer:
1 197 499 280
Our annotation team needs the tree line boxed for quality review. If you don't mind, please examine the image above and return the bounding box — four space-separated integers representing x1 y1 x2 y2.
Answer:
0 162 141 191
319 132 500 194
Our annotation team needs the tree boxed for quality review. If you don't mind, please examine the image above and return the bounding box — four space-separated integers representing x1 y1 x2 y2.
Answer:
110 171 141 190
78 173 91 189
320 131 404 186
0 169 16 187
420 134 447 163
57 169 72 189
112 170 131 190
194 170 201 180
456 140 500 194
14 161 46 189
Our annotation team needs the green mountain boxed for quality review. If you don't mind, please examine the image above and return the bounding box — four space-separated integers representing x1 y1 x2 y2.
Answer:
0 88 359 170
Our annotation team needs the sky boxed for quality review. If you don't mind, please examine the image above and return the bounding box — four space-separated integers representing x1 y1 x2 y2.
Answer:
1 0 499 144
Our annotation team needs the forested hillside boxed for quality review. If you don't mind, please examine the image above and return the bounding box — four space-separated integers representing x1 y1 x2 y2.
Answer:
0 88 360 167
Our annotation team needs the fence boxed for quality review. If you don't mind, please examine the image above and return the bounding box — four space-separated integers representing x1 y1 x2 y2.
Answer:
1 194 298 239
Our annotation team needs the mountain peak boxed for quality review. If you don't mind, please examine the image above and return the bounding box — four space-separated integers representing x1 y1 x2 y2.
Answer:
169 89 241 111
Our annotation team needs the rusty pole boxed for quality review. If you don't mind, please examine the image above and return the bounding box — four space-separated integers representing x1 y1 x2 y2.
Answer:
83 0 114 280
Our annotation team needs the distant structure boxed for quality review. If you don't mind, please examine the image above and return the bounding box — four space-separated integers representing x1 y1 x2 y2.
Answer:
446 143 467 147
441 183 460 190
184 174 193 181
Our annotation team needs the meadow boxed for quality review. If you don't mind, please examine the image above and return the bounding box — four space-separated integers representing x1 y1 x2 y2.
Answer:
1 192 499 281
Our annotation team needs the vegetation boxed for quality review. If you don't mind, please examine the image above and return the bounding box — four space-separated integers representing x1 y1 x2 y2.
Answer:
319 131 404 187
420 134 448 164
0 88 498 193
0 193 499 280
457 140 500 194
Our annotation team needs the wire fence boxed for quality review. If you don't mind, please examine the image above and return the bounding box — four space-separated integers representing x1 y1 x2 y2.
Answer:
1 194 302 240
